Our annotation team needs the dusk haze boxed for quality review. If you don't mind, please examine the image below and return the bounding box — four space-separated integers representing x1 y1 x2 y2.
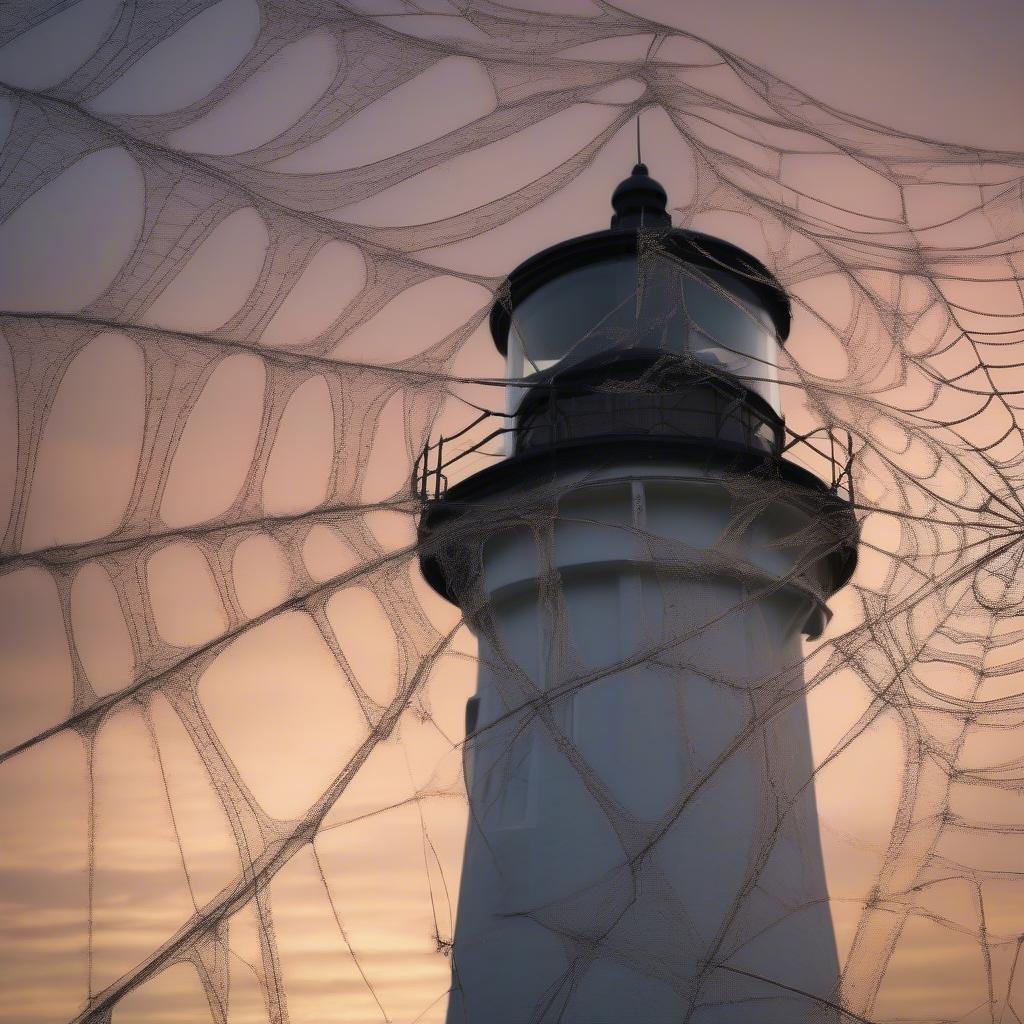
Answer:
1 2 1023 1023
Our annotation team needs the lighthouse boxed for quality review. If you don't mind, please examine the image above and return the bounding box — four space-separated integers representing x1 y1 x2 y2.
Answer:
415 166 859 1023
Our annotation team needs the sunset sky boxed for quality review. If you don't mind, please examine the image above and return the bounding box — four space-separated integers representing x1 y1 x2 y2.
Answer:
1 1 1023 1022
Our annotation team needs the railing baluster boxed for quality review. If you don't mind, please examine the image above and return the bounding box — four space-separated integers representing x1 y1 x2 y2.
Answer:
845 435 850 496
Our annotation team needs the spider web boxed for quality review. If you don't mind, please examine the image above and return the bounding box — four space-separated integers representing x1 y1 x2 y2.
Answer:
1 2 1023 1022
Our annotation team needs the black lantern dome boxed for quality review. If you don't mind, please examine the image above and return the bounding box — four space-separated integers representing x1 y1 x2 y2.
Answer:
609 162 671 228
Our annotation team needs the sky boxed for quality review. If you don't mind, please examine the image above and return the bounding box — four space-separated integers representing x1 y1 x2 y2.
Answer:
1 1 1023 1022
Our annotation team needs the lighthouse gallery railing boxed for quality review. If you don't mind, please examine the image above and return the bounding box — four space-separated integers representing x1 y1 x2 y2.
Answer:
413 396 855 505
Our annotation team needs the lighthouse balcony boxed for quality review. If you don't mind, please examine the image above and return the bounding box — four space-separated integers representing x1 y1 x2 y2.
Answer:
413 355 855 507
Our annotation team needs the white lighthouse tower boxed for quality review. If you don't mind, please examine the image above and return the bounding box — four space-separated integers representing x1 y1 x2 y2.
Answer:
416 166 858 1023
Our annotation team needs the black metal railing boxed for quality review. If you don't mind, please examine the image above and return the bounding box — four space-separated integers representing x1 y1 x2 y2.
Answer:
414 400 854 505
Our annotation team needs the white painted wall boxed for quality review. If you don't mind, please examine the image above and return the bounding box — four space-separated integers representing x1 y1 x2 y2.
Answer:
446 463 843 1023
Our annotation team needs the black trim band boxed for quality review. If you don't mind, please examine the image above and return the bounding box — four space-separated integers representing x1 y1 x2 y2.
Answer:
417 435 859 604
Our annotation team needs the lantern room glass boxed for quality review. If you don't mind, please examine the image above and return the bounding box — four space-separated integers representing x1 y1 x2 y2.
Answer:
505 252 783 415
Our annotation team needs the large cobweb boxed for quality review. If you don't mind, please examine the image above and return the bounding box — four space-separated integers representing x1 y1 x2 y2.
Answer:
1 2 1023 1022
